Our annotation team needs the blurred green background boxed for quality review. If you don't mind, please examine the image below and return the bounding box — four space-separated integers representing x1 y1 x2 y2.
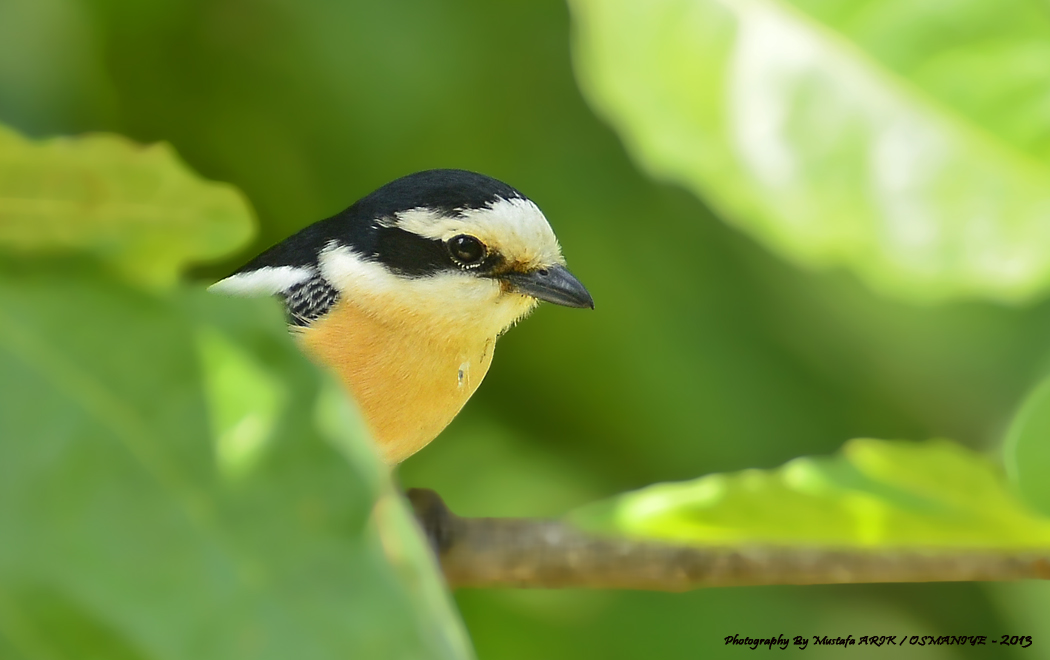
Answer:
2 0 1049 657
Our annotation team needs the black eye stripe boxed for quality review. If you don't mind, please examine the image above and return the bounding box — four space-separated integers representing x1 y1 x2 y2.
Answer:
366 226 504 278
372 226 449 276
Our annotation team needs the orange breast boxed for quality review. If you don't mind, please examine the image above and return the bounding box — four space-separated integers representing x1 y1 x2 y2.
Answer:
297 299 495 463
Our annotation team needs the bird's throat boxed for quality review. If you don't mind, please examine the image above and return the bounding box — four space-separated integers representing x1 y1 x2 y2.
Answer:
297 298 496 463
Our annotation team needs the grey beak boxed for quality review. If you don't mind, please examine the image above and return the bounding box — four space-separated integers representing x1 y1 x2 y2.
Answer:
501 264 594 309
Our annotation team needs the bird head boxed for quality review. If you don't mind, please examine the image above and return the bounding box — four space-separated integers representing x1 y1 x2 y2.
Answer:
310 169 593 337
213 169 591 339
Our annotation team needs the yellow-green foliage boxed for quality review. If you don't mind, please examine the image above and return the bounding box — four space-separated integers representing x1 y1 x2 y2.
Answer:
0 125 254 285
569 0 1050 302
0 126 472 660
571 439 1050 548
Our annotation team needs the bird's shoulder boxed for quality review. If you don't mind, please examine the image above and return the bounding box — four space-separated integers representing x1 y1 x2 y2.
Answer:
279 271 341 327
210 218 352 326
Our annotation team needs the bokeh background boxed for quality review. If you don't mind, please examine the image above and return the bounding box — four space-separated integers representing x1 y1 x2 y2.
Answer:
2 0 1049 657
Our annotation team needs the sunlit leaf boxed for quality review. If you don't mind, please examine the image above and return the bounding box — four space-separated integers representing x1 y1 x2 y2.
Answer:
569 438 1050 548
568 0 1050 302
0 124 254 286
196 326 287 481
0 261 473 660
1004 375 1050 517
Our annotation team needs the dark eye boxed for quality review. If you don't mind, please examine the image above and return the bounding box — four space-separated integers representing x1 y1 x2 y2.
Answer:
448 234 486 267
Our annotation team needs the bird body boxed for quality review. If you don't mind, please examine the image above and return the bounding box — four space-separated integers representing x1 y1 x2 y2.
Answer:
300 296 496 462
212 170 591 463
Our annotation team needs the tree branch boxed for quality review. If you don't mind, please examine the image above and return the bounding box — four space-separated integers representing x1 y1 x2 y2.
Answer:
406 489 1050 591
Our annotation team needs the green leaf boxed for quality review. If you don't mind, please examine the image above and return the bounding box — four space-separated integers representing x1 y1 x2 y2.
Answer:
0 260 473 660
568 0 1050 302
0 124 254 286
569 438 1050 548
1004 375 1050 517
195 326 288 481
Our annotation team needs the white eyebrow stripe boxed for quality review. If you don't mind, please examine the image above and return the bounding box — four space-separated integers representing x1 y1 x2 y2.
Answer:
209 265 315 296
390 197 565 270
394 198 545 241
374 215 399 229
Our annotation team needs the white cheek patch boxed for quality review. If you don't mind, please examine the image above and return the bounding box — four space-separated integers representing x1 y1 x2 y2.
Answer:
319 244 537 337
393 197 565 270
209 266 314 296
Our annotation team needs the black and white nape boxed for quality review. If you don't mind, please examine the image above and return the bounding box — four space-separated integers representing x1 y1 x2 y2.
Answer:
207 261 340 324
280 273 340 327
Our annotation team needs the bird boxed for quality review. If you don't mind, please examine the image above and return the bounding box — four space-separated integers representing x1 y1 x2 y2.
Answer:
211 169 593 464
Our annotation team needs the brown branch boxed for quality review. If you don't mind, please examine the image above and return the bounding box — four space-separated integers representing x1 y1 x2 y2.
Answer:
406 488 1050 591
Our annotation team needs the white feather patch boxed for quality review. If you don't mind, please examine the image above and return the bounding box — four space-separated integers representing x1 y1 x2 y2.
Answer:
319 243 536 337
209 266 314 296
393 197 565 270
